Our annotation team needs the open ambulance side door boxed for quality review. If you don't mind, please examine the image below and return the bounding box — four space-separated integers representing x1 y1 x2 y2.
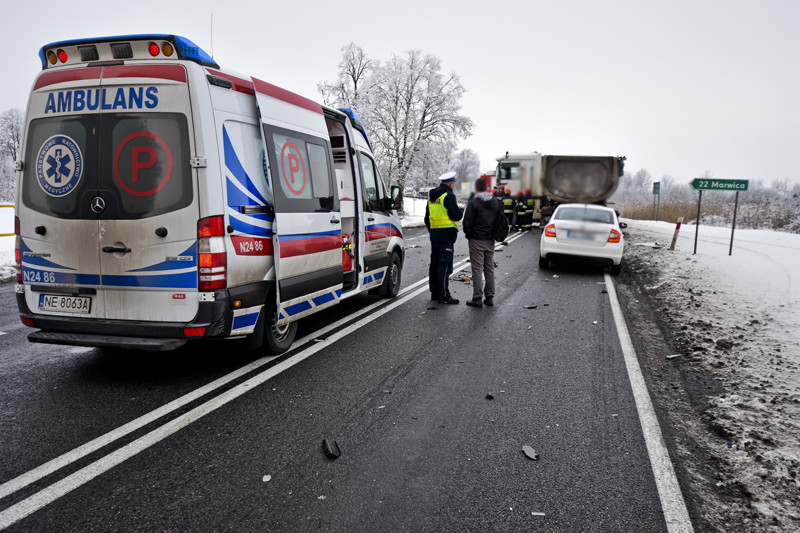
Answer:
251 78 342 325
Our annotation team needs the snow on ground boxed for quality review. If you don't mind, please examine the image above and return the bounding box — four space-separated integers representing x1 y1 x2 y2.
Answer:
0 204 14 282
621 219 800 531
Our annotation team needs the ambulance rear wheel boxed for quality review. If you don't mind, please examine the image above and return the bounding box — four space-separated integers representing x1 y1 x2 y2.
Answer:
265 301 297 355
379 252 402 298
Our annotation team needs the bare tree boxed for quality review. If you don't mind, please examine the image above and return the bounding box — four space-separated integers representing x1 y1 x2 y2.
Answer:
317 43 375 111
0 108 23 201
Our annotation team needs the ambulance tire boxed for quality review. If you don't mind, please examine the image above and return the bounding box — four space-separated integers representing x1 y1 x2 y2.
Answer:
378 252 402 298
263 297 297 355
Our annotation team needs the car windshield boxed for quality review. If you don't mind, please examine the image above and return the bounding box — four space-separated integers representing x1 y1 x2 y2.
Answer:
554 206 614 224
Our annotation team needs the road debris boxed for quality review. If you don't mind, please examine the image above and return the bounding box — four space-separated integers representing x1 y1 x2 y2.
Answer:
322 438 341 459
665 354 682 359
262 475 272 482
486 393 494 400
524 304 538 309
522 445 540 461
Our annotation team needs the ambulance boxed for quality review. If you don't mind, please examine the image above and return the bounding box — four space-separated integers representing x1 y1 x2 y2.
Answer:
14 34 405 353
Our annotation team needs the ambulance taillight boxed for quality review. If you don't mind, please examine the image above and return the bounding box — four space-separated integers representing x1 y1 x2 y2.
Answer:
198 216 227 291
14 216 21 284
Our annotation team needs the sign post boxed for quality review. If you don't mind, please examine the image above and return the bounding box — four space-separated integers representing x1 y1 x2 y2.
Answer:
652 181 661 221
689 178 749 255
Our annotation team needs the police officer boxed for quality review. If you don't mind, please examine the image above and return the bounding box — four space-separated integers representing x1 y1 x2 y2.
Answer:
424 171 463 304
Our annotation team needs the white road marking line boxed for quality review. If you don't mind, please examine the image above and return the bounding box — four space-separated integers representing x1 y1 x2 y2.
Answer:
0 235 508 527
0 258 442 504
0 252 479 528
0 281 435 529
604 273 694 533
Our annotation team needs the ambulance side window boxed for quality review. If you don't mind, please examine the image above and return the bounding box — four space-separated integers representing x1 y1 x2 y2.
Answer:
358 152 387 212
267 128 336 213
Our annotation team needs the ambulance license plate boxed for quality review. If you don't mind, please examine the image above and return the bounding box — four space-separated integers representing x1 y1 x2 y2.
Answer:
39 294 91 314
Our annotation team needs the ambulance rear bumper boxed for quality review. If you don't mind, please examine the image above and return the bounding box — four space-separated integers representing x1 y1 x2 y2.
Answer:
17 290 233 351
27 331 188 352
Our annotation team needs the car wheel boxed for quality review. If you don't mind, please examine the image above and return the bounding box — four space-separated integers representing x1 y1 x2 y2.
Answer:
539 255 549 269
609 263 621 276
264 298 297 354
379 252 402 298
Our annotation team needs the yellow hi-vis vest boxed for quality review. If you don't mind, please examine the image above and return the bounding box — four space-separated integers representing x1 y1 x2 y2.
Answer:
428 193 458 229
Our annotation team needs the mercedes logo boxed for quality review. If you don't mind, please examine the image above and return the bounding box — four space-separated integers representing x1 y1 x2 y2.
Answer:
90 196 106 214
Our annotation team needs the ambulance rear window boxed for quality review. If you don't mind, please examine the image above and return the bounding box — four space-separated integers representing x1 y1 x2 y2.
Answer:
22 113 192 220
22 116 93 218
103 113 192 218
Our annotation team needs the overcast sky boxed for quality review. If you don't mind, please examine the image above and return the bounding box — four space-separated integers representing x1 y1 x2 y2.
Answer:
1 0 797 185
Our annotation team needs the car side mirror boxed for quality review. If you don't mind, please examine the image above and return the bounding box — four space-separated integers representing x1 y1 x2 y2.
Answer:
390 185 403 211
619 222 627 229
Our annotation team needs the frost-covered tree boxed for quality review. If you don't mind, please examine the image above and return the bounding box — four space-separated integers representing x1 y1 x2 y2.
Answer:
450 148 481 190
368 51 472 193
0 108 23 201
317 43 375 113
320 47 473 193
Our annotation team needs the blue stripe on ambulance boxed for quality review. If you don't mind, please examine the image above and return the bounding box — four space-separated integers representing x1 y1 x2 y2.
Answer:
224 125 270 205
23 267 101 286
224 124 273 237
101 270 197 288
127 244 197 272
228 214 272 236
232 312 259 330
20 240 76 270
278 287 343 322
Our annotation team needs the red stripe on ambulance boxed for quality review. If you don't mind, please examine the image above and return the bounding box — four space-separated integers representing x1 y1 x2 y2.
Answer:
230 236 273 256
279 235 340 258
34 67 104 90
103 64 187 83
251 77 323 115
205 69 255 96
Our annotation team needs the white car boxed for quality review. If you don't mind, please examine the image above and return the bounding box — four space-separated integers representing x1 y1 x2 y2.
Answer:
539 203 626 275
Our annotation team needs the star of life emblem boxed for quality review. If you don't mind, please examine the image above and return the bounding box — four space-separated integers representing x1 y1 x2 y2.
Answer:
36 134 83 197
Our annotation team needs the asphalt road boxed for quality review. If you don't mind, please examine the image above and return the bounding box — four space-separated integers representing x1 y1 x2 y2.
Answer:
0 228 681 532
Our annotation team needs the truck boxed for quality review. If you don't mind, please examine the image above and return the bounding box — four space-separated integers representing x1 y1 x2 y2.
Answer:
495 152 625 225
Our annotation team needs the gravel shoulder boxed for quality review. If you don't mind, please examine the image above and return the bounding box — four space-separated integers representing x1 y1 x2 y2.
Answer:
616 220 800 532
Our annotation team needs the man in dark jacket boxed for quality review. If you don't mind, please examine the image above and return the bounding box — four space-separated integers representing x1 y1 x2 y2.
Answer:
424 171 463 304
462 177 499 307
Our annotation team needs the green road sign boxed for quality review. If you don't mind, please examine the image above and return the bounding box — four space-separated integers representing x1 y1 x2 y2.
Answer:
652 182 660 195
690 178 749 191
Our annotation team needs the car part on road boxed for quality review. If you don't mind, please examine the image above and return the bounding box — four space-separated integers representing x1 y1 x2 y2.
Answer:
522 445 540 461
322 438 341 459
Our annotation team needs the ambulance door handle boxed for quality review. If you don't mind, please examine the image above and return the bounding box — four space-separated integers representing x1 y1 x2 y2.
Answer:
330 217 340 224
367 216 375 221
102 245 132 254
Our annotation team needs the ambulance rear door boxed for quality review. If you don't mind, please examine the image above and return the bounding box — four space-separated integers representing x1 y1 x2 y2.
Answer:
252 78 341 325
94 64 199 322
18 68 105 318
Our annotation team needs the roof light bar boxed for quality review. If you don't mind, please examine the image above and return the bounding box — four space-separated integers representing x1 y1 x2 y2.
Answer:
38 34 219 69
